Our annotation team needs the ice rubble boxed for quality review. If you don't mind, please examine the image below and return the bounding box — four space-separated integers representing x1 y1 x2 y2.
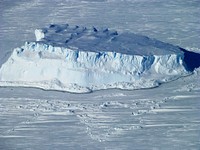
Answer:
0 24 192 93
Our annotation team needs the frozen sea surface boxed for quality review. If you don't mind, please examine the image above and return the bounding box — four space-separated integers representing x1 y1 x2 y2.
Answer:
0 69 200 150
0 0 200 67
0 0 200 149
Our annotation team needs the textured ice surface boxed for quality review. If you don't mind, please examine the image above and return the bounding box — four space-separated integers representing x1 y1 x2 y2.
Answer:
0 1 200 150
0 24 190 93
35 24 182 56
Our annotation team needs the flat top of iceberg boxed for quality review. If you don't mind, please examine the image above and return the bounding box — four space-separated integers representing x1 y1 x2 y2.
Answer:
35 24 182 56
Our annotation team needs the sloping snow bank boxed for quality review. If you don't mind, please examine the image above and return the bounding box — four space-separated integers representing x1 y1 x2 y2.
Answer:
0 24 190 93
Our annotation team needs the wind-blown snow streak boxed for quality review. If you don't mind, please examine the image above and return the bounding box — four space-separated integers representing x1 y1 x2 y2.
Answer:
0 24 190 93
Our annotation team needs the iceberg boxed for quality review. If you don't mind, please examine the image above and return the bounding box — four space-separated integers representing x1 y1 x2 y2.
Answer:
0 24 193 93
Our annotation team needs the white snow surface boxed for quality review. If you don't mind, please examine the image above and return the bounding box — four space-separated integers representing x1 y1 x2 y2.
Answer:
0 24 189 93
0 1 200 149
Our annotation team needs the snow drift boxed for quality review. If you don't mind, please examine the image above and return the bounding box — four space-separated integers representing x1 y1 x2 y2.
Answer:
0 24 193 93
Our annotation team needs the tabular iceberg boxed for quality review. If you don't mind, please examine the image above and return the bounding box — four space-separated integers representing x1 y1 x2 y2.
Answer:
0 24 192 93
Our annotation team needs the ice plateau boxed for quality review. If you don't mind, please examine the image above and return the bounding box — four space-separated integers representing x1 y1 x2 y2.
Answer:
0 24 195 93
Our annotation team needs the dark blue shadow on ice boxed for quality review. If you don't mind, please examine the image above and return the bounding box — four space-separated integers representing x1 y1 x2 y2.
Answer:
180 48 200 71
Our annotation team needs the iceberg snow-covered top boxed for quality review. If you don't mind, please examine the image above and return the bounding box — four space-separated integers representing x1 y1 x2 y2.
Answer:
35 24 182 56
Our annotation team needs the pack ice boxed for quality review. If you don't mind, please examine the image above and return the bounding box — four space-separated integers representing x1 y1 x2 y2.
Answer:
0 24 191 93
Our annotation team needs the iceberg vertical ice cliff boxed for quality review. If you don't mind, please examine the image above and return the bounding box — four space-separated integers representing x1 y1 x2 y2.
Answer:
0 24 192 93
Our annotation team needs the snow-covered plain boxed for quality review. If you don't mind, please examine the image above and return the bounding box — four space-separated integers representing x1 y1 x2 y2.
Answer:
0 0 200 149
